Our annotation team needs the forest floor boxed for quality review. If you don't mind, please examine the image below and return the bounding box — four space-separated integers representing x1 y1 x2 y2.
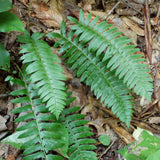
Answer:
0 0 160 159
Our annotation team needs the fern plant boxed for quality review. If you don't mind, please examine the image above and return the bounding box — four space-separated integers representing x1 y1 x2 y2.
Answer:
4 69 69 160
2 70 97 160
47 10 153 126
1 9 154 160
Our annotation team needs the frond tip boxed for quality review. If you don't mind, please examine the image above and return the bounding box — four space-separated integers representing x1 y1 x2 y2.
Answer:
17 32 67 118
60 106 97 160
69 10 153 101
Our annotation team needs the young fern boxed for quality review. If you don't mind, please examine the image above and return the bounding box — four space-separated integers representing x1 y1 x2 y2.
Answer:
47 10 153 126
3 71 69 160
17 31 67 118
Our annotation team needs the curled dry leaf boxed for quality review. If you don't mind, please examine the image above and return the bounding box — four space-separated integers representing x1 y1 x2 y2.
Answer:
107 118 135 144
112 22 137 45
129 16 144 25
90 11 112 20
88 118 117 143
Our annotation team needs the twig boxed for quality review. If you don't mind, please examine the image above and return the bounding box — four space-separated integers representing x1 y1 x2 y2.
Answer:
157 3 160 18
98 140 115 159
26 0 33 33
144 0 152 64
0 94 8 98
119 0 143 15
103 1 121 20
138 98 160 117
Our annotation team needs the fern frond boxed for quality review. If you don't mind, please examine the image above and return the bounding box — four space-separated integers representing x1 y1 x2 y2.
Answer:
6 72 68 160
17 31 67 118
58 97 97 160
47 24 134 126
66 10 153 101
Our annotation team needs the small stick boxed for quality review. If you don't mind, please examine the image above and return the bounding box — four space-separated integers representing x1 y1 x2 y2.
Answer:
144 0 152 64
98 140 115 159
119 0 143 15
26 0 33 33
103 1 121 20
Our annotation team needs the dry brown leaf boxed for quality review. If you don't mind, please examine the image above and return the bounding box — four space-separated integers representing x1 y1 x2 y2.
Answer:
122 17 145 36
88 118 118 143
0 143 9 159
90 11 108 20
149 117 160 124
154 68 160 109
129 16 144 25
6 153 15 160
68 83 87 108
51 48 73 81
31 1 63 28
131 118 160 134
81 96 97 119
107 118 135 144
0 115 7 132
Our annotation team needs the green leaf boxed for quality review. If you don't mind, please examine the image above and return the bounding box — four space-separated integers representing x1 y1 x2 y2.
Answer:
137 131 160 159
46 155 64 160
147 150 160 160
0 0 13 12
98 134 110 146
117 144 138 160
0 11 25 33
1 129 36 149
0 42 10 70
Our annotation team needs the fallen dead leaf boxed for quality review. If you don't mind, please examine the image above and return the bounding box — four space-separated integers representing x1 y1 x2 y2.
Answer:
122 17 145 36
68 82 87 108
0 143 9 159
6 153 15 160
0 115 7 132
149 117 160 124
107 118 135 144
31 1 63 28
154 67 160 109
